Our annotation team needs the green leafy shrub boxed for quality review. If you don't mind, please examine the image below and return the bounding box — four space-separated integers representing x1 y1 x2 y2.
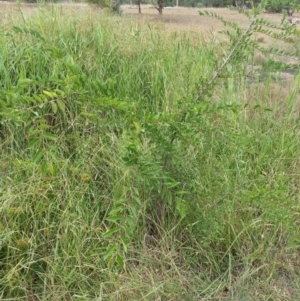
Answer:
1 3 300 300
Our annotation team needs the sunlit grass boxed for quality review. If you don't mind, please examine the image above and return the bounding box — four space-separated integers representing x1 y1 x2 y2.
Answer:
0 3 299 300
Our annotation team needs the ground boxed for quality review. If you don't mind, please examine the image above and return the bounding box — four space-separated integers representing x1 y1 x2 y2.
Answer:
0 2 297 34
1 2 297 47
122 5 297 33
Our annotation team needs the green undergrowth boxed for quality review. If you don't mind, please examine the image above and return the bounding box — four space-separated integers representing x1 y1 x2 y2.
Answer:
0 4 300 300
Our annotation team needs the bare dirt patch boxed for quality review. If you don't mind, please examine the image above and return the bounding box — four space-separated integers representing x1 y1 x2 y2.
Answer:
122 6 299 33
0 3 296 32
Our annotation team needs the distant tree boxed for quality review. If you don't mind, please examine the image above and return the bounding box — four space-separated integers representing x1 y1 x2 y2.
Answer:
234 0 251 12
136 0 142 13
86 0 122 14
155 0 164 14
265 0 299 13
286 6 295 16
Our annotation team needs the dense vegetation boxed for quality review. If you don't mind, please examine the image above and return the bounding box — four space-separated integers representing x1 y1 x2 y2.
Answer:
0 4 300 300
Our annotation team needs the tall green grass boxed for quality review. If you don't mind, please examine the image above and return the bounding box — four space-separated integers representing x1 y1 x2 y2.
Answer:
0 4 300 300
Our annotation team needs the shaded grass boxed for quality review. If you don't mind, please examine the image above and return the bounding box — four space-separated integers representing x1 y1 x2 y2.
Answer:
0 4 300 301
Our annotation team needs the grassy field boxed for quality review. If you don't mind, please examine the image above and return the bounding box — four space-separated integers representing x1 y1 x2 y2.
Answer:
123 5 290 31
0 3 300 300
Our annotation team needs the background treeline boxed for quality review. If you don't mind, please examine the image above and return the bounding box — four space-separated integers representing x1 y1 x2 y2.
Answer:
17 0 300 12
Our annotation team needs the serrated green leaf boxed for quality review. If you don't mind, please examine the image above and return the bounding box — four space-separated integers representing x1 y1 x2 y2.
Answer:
43 132 58 141
51 102 57 114
30 29 45 42
12 26 23 33
176 198 188 220
106 216 122 223
124 225 132 238
49 150 58 162
133 195 141 205
54 89 64 95
18 78 35 87
33 94 43 103
103 227 119 238
116 254 124 268
109 207 124 216
57 100 65 113
33 149 43 163
45 47 63 58
107 256 115 268
43 90 58 99
41 161 48 175
121 238 127 253
28 139 39 149
48 164 57 176
133 121 141 132
103 245 116 260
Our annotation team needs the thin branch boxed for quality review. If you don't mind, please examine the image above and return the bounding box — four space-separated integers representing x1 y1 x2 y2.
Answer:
163 20 255 170
194 19 255 102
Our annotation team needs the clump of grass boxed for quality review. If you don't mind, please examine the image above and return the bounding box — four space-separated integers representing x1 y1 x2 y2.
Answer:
257 36 265 43
0 4 300 300
253 52 268 65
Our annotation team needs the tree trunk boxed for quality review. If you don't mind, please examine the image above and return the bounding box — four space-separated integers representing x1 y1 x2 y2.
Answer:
156 0 164 15
137 0 141 13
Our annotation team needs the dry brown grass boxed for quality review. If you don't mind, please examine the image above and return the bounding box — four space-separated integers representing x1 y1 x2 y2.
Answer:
0 3 298 33
122 5 299 32
2 3 299 53
123 5 300 61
